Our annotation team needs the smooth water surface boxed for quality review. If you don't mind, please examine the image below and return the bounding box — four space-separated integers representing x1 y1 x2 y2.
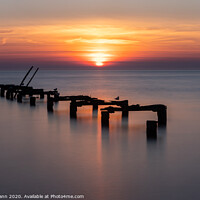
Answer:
0 70 200 200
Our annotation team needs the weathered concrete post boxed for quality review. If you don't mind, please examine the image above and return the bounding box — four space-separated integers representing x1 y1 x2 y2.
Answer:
54 93 59 102
146 120 157 138
40 93 44 99
47 97 54 112
122 110 129 118
10 90 14 101
70 100 77 118
121 100 129 118
1 87 5 97
17 93 22 103
93 104 98 111
122 110 129 126
30 97 36 106
157 106 167 126
101 111 110 128
6 90 11 100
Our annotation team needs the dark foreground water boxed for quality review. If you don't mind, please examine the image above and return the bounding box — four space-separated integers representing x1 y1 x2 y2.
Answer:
0 70 200 200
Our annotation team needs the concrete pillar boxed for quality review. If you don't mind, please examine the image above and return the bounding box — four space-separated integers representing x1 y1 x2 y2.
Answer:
30 97 36 106
70 101 77 118
47 97 54 112
1 88 5 97
157 108 167 126
47 93 50 101
123 100 129 106
146 120 157 138
54 93 59 102
10 91 14 101
122 110 129 118
122 110 129 126
6 90 10 100
40 93 44 99
101 111 110 128
93 104 98 111
121 100 129 118
17 94 22 103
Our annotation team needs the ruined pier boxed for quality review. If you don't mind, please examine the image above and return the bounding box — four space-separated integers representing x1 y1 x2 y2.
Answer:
0 67 167 138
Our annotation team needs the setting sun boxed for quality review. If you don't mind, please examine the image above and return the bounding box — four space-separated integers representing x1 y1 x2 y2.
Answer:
96 62 103 67
89 51 112 67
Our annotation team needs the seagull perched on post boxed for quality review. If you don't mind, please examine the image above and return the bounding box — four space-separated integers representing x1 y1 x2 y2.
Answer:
115 96 119 100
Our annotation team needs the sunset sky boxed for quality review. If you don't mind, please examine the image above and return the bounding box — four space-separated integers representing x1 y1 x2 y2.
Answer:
0 0 200 69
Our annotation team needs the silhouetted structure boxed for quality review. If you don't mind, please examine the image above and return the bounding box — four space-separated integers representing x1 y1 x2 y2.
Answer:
0 68 168 136
30 97 36 106
101 104 167 127
101 111 110 127
146 120 157 139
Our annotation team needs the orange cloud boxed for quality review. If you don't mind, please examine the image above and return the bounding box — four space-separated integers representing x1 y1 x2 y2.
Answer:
0 20 200 67
1 38 7 45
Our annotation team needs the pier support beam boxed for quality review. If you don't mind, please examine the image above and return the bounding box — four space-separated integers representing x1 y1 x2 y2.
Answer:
93 104 98 111
47 97 54 112
10 91 14 101
47 93 51 100
121 100 129 118
6 90 10 100
17 94 22 103
101 111 110 128
54 93 59 102
1 88 5 97
122 110 129 126
146 120 157 139
40 93 44 99
70 100 77 118
30 97 36 106
122 110 129 118
157 108 167 126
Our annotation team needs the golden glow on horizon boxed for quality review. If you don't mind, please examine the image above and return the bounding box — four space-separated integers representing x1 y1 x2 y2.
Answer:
89 51 112 67
96 62 103 67
0 20 200 67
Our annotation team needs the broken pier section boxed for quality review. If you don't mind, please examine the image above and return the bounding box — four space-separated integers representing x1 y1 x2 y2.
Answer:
0 83 167 138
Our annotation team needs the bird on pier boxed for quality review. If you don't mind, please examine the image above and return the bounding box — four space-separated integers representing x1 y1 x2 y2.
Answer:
115 96 119 100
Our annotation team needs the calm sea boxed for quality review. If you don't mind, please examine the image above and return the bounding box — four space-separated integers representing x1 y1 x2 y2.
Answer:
0 70 200 200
